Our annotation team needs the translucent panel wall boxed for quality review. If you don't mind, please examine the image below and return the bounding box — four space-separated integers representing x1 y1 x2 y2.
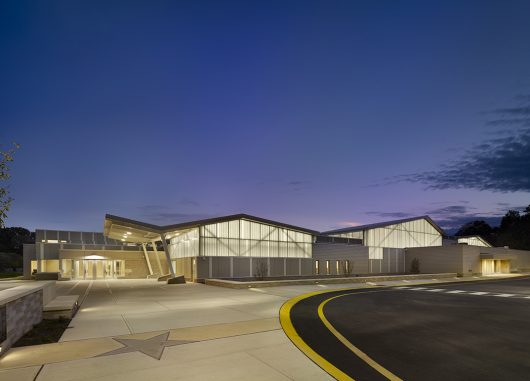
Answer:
200 219 313 258
168 228 199 259
365 219 442 249
368 247 383 259
330 231 363 240
458 237 491 247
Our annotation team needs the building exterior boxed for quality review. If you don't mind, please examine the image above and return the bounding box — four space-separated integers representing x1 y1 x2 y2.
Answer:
24 214 317 281
315 216 444 276
23 229 170 280
23 213 530 281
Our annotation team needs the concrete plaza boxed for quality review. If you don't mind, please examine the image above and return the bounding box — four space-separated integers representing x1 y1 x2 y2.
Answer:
0 276 514 381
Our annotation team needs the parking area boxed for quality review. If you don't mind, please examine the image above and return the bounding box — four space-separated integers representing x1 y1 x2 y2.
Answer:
283 276 530 381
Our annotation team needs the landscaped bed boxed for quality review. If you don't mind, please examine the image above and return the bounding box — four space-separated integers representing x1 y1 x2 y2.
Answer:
13 318 71 347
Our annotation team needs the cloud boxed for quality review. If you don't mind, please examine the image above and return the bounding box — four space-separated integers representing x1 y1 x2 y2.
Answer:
179 197 199 207
437 216 503 234
398 97 530 193
496 202 511 206
336 221 363 227
426 205 475 215
364 204 504 233
136 205 210 224
365 211 413 219
287 180 311 192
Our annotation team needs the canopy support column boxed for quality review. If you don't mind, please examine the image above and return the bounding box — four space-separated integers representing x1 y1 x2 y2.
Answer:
141 243 153 276
160 233 176 277
151 241 163 274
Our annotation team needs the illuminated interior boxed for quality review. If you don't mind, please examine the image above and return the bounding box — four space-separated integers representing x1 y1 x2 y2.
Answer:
458 236 492 247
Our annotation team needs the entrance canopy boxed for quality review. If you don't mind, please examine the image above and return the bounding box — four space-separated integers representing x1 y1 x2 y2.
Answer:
104 215 162 244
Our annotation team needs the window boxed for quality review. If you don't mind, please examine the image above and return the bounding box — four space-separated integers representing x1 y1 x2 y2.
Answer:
315 260 319 274
326 260 330 275
336 261 340 275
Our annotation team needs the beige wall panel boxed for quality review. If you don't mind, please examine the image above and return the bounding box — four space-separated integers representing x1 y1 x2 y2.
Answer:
461 246 482 275
405 246 465 275
286 258 299 276
233 257 251 277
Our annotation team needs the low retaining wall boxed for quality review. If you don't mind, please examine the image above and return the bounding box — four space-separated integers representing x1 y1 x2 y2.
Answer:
205 273 458 289
0 281 55 353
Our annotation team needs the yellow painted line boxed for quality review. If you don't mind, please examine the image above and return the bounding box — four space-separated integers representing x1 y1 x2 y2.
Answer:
280 286 406 381
318 293 403 381
279 289 355 381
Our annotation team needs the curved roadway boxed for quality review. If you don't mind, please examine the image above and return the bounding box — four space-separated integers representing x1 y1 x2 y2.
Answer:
280 277 530 381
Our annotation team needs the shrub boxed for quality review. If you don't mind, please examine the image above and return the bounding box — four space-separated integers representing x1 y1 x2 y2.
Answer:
410 258 420 274
254 261 268 280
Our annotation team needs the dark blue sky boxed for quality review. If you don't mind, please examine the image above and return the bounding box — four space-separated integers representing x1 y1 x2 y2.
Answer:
1 0 529 232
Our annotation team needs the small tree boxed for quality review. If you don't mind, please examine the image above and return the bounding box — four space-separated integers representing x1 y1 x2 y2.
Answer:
254 261 268 280
410 258 420 274
0 143 20 228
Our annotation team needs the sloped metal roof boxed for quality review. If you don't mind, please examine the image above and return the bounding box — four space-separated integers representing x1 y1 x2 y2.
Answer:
322 215 445 235
104 213 319 237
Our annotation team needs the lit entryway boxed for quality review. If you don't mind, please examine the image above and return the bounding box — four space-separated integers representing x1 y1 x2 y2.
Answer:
73 259 125 279
481 259 510 275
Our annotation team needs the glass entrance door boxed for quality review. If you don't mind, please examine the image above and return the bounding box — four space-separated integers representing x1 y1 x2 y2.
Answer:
73 259 117 279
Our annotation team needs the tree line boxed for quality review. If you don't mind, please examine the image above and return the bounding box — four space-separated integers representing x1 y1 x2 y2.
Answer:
455 205 530 250
0 227 34 272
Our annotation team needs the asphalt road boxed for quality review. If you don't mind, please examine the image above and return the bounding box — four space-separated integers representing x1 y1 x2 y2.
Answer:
287 276 530 381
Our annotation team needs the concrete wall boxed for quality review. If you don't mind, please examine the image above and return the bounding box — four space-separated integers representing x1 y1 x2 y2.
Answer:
406 245 530 276
405 246 465 275
0 282 55 354
313 244 369 275
313 244 406 275
477 247 530 272
22 244 36 278
173 257 194 280
461 246 482 276
2 291 42 352
510 249 530 271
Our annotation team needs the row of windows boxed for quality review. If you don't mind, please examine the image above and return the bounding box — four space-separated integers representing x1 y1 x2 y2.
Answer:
36 230 123 246
200 220 312 243
314 259 351 275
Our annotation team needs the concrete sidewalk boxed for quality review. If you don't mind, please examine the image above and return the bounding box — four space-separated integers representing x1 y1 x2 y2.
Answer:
0 275 521 381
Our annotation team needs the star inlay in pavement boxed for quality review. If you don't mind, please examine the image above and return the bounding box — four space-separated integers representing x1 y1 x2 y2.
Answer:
98 331 195 360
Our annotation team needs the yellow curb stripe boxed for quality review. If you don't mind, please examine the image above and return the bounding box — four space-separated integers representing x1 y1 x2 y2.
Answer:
279 289 355 381
318 293 403 381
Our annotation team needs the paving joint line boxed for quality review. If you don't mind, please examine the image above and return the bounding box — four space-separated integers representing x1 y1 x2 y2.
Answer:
245 348 295 380
33 364 44 381
78 280 93 306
